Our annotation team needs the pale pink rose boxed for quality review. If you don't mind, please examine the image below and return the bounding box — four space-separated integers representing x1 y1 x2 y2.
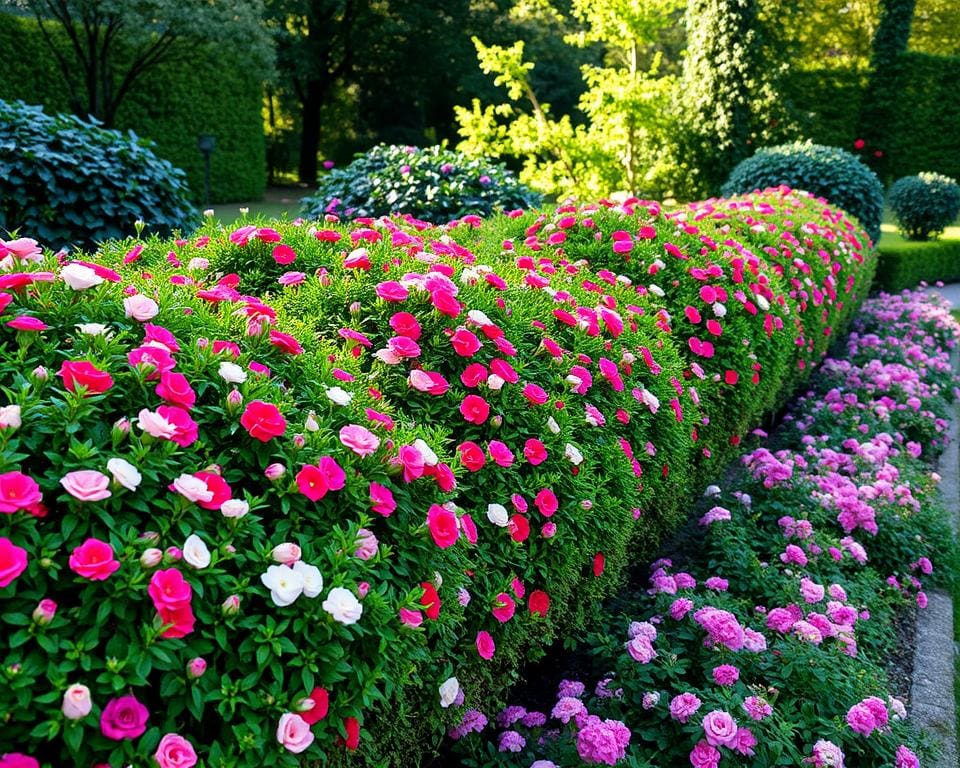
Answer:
220 499 249 518
61 263 103 290
0 404 21 429
140 548 163 568
272 542 302 564
353 529 379 560
138 408 177 439
123 294 160 322
154 732 198 768
60 470 112 501
62 683 92 719
171 474 213 504
339 424 381 457
276 713 315 754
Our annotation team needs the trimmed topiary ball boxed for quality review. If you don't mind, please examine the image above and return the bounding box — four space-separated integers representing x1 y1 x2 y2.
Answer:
300 144 541 223
0 100 196 251
888 172 960 241
722 142 884 244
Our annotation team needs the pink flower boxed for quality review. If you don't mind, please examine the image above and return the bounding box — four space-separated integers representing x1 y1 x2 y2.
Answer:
450 328 482 357
523 439 548 465
61 683 92 719
397 444 425 482
296 457 345 501
340 424 380 457
0 471 42 513
689 741 721 768
6 315 48 331
276 713 315 754
743 696 772 720
522 383 549 405
712 665 739 686
460 394 490 424
375 281 409 301
895 745 920 768
845 702 877 736
272 244 297 265
488 440 514 467
123 294 159 321
492 592 516 623
400 607 424 627
476 630 496 659
702 710 739 748
240 401 287 442
669 692 702 723
60 470 112 501
427 504 459 548
68 538 120 581
534 488 558 517
100 694 149 740
354 529 379 560
369 482 396 517
154 733 198 768
389 311 421 339
155 372 196 409
0 537 28 588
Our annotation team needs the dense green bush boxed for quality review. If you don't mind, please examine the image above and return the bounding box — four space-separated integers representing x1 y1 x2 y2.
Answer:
0 100 196 250
873 238 960 291
888 172 960 240
300 144 541 223
722 142 885 244
0 12 265 203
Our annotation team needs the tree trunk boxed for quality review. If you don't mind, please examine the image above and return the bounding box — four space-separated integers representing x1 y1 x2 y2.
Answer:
298 79 324 186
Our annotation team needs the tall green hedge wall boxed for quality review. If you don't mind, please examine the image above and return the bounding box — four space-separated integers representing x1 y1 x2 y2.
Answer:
785 53 960 183
0 13 264 203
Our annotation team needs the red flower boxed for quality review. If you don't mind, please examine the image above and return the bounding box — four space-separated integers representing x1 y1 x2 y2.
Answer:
427 504 459 548
300 687 329 725
523 439 548 466
509 514 530 542
339 717 360 751
155 372 196 409
193 471 232 510
296 464 329 501
59 360 113 395
457 442 486 472
593 552 605 577
450 328 482 357
240 400 287 442
460 394 490 424
419 582 441 620
460 363 488 388
269 330 304 355
528 590 550 617
272 244 297 264
534 488 558 517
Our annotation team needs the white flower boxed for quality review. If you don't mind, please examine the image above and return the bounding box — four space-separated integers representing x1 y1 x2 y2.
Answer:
137 408 177 439
486 503 509 527
183 534 211 569
756 294 770 311
75 323 111 336
322 586 363 624
439 677 460 708
648 283 665 297
325 386 353 406
467 309 492 326
704 484 722 498
565 375 583 391
123 294 160 322
293 561 323 598
564 443 584 465
0 404 21 430
413 438 438 467
61 263 103 290
220 499 249 518
487 374 505 391
712 302 727 318
188 257 209 271
106 457 141 491
261 564 305 607
546 416 561 435
219 361 247 384
304 411 320 432
172 474 214 504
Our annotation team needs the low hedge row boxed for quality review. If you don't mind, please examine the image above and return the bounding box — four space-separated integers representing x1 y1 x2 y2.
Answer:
454 287 958 767
873 238 960 292
0 186 874 767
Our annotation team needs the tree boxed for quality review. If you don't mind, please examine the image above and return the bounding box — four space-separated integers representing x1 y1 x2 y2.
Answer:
678 0 789 195
5 0 272 127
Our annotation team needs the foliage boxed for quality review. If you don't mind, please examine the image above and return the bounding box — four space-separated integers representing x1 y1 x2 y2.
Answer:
722 143 885 244
456 0 685 201
874 238 960 291
888 172 960 240
0 11 265 203
453 288 958 768
2 0 272 127
299 144 541 224
0 187 874 766
0 100 195 250
678 0 791 196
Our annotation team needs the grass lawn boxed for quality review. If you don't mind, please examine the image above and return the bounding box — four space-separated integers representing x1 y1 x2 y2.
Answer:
205 186 315 225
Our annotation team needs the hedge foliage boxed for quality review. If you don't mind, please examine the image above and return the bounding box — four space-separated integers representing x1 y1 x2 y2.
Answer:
722 143 885 245
0 187 875 767
0 100 196 250
888 172 960 241
300 145 541 223
0 12 264 204
873 238 960 292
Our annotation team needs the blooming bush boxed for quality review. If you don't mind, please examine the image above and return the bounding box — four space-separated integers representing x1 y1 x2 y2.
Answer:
888 172 960 241
722 143 885 246
453 288 958 767
0 100 196 251
0 186 873 766
299 144 541 224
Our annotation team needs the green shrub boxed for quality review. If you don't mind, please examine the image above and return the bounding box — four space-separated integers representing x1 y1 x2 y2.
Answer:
0 100 196 250
873 238 960 291
888 172 960 241
300 144 541 223
722 142 885 244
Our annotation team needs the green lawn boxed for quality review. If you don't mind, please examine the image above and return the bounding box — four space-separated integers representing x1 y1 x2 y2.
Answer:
204 186 314 225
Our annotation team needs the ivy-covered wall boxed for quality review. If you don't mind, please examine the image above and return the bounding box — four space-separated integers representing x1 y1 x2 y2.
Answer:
0 13 265 203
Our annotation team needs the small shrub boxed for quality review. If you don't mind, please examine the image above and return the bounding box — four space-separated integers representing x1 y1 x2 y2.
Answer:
0 100 196 250
299 144 541 223
722 142 884 244
888 172 960 241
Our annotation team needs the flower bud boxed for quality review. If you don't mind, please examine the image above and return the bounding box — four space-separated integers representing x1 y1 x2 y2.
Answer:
358 581 370 598
113 417 131 434
304 411 320 432
541 522 557 539
140 548 163 568
349 301 361 315
264 463 286 481
490 414 503 428
220 499 249 519
32 365 49 381
165 546 183 561
32 598 57 625
222 595 241 616
293 434 306 448
271 542 301 564
139 530 160 543
186 657 207 679
61 683 92 720
227 389 243 409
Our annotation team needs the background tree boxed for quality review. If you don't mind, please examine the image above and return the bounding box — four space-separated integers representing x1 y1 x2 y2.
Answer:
5 0 271 126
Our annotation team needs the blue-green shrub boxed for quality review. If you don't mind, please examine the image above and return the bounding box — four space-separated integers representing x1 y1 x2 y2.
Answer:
888 172 960 241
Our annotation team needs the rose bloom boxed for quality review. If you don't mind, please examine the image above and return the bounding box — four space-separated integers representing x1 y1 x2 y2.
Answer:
62 683 92 719
0 537 29 587
68 538 121 580
340 424 380 457
100 694 149 740
669 692 702 723
123 294 160 321
0 470 43 513
322 586 363 624
702 710 739 748
154 733 198 768
427 504 460 548
354 528 379 560
60 470 112 502
59 360 113 395
106 458 142 492
276 713 315 754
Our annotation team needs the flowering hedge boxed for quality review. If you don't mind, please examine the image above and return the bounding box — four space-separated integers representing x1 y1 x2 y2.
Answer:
0 187 875 767
452 288 958 767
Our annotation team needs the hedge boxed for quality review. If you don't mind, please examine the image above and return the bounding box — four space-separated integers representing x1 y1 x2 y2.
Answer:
0 12 264 204
873 237 960 291
0 187 875 767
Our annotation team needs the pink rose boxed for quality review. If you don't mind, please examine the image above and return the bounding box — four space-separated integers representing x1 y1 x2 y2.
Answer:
354 528 379 560
154 733 198 768
491 592 516 623
123 294 160 321
702 710 739 748
460 394 490 424
68 538 120 580
369 482 396 517
669 692 702 723
276 713 315 754
689 740 721 768
60 470 112 501
100 694 149 740
0 755 39 768
0 471 43 513
62 683 92 719
0 537 28 587
271 543 302 564
427 504 459 548
340 424 380 457
476 630 496 659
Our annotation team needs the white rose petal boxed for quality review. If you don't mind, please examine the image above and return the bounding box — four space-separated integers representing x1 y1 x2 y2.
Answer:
413 438 438 467
322 586 363 624
704 484 722 498
439 677 460 708
325 386 353 406
546 416 561 435
713 303 727 318
486 503 509 527
648 283 665 297
76 323 111 337
467 309 492 326
261 565 305 607
183 534 212 569
0 404 22 430
106 457 141 491
220 499 249 519
564 443 584 466
219 361 247 384
292 561 323 598
172 474 214 503
487 374 505 391
61 263 103 291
